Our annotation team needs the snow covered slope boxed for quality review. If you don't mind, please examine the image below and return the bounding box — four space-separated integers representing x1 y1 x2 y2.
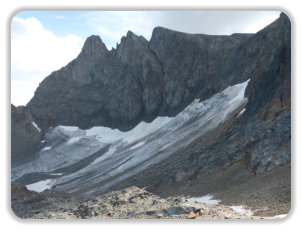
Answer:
12 80 249 195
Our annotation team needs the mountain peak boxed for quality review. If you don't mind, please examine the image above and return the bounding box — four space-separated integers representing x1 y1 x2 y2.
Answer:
122 30 147 44
126 30 135 37
81 35 108 57
83 35 102 46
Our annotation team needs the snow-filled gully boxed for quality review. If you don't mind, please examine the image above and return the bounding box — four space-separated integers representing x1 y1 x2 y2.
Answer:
13 80 250 196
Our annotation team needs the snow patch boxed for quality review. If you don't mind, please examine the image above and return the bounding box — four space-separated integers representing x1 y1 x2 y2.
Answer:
230 205 254 216
26 179 55 193
238 108 246 116
32 122 41 132
41 146 52 151
187 195 221 205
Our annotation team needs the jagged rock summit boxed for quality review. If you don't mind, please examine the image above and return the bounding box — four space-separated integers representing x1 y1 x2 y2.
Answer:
26 13 290 132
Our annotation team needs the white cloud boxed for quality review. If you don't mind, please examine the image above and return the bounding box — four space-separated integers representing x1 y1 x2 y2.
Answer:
11 17 84 106
83 11 280 49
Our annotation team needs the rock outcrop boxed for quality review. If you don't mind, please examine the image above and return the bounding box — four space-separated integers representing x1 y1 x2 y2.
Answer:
26 13 290 132
11 105 42 165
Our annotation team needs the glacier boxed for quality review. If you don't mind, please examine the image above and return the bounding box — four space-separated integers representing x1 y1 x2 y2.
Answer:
11 80 250 195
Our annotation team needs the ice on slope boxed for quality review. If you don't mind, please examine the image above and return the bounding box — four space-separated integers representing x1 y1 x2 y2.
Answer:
58 79 249 147
12 79 250 195
225 79 250 104
57 116 173 145
55 79 249 194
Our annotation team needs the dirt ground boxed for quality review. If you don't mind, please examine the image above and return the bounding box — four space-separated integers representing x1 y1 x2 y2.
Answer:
156 161 291 217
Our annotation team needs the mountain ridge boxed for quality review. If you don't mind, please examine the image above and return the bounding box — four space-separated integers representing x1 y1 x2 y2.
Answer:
26 15 290 132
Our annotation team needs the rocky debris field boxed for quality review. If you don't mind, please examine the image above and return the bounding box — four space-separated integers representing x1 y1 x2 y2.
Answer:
11 184 285 220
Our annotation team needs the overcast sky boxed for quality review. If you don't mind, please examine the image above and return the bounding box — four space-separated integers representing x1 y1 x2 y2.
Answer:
11 11 280 106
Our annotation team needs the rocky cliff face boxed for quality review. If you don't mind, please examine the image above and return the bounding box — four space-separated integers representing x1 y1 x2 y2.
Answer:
26 13 290 132
11 105 42 165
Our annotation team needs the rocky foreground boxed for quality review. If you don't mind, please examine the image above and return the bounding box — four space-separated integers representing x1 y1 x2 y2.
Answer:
11 184 285 220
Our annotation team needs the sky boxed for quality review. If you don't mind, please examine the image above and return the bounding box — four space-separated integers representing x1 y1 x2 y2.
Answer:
11 11 281 106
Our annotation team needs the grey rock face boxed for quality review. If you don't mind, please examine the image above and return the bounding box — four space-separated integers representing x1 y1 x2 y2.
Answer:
248 106 291 173
27 32 161 131
11 105 42 166
26 14 290 132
